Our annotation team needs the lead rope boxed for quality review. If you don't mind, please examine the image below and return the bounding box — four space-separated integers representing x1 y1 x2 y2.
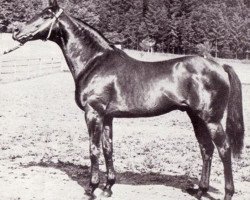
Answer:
2 43 23 55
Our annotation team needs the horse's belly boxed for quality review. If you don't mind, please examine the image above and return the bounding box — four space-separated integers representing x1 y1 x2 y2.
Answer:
106 86 186 117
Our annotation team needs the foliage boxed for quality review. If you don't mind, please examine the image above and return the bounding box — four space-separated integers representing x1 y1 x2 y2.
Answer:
0 0 44 32
1 0 250 58
196 41 213 58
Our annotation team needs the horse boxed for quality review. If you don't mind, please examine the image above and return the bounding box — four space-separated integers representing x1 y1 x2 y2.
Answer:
12 0 244 199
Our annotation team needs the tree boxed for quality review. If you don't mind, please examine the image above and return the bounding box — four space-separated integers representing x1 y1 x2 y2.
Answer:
196 41 213 58
1 0 250 59
0 0 43 32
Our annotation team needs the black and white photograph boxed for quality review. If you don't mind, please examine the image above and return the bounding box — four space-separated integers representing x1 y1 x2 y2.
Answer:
0 0 250 199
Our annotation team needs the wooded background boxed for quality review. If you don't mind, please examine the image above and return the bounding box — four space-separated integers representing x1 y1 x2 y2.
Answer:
0 0 250 59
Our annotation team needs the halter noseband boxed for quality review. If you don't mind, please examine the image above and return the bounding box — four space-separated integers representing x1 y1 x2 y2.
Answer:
31 8 64 41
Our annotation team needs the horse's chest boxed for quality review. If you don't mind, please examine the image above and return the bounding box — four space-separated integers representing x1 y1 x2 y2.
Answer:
75 75 115 112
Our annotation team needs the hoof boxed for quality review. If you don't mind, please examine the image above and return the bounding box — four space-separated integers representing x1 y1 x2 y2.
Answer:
186 187 207 199
85 182 99 198
101 189 113 198
85 188 95 197
84 193 96 200
186 187 199 195
224 194 233 200
196 189 203 199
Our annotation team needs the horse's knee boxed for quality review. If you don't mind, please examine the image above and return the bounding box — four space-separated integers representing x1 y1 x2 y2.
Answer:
200 143 214 159
85 105 103 128
90 144 101 158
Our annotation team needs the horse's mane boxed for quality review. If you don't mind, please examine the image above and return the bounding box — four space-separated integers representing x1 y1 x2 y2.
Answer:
71 16 114 50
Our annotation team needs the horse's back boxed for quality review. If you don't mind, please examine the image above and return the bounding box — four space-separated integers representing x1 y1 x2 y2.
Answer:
109 54 230 119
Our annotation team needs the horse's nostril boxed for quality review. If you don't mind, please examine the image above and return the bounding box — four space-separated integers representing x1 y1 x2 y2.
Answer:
13 27 21 34
12 27 21 40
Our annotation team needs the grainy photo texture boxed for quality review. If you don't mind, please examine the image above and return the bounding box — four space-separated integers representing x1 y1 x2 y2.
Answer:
0 0 250 200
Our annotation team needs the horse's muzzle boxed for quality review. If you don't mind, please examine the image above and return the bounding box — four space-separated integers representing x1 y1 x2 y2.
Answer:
12 31 28 44
12 29 22 42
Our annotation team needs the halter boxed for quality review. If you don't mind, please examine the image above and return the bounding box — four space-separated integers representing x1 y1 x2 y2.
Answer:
31 8 64 41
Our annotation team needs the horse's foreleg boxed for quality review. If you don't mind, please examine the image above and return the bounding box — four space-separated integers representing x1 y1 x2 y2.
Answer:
207 123 234 200
101 117 116 197
84 106 103 196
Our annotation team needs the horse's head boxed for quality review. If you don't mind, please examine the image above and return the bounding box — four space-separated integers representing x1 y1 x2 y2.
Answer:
13 0 63 44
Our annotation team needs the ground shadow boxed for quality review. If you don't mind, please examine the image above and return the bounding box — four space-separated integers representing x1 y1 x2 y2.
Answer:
24 161 220 200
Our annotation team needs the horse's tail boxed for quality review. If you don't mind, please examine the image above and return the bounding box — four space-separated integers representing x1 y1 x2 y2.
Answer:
223 64 244 157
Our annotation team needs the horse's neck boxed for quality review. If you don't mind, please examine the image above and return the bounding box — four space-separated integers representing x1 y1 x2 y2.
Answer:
53 15 112 80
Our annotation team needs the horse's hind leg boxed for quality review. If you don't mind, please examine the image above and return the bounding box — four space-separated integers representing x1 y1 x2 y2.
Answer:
84 106 103 196
188 111 214 198
206 122 234 200
101 117 116 197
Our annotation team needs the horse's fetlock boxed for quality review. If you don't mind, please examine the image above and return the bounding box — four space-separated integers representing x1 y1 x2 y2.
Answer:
85 181 99 197
91 172 100 186
108 172 116 182
199 186 209 194
102 188 113 197
225 187 234 196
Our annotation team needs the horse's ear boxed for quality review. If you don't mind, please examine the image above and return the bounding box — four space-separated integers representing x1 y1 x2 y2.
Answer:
48 0 58 7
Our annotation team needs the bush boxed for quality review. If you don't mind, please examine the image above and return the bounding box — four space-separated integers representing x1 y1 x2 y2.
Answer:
196 41 213 58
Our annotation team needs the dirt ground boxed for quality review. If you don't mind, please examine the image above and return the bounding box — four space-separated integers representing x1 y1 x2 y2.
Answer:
0 69 250 199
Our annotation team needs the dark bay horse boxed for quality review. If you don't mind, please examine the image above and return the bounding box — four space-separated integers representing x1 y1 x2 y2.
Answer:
12 1 244 199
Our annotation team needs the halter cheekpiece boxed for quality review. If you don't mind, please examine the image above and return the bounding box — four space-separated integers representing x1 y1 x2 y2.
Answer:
46 8 64 40
31 8 64 41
